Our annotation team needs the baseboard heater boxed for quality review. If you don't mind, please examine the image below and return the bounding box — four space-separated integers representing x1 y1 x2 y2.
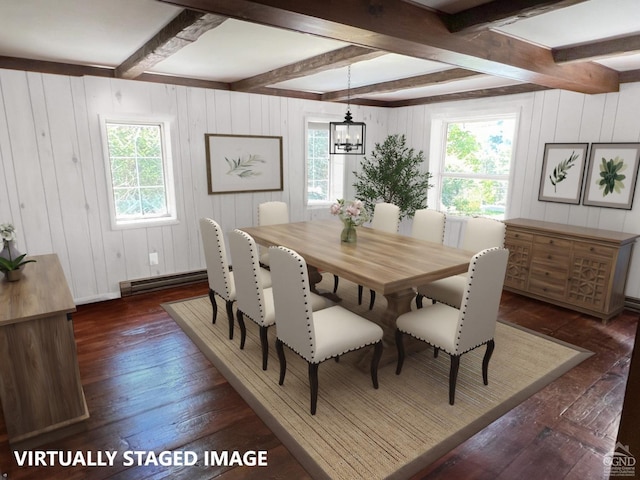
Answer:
120 270 208 297
625 296 640 313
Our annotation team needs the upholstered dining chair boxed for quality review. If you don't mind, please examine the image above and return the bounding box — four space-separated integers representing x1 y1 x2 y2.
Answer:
269 245 384 415
257 201 290 267
199 218 271 340
411 208 446 244
360 202 400 309
416 216 506 309
396 247 509 405
228 229 330 370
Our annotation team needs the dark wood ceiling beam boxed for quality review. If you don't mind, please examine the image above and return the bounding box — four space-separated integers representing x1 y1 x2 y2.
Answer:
115 9 227 79
159 0 618 95
322 68 484 102
386 83 551 107
620 69 640 84
136 72 230 90
442 0 588 34
231 45 384 92
0 56 114 78
553 34 640 64
0 55 560 107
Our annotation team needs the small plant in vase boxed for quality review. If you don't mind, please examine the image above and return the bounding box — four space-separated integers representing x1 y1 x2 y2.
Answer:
0 223 36 281
330 199 370 243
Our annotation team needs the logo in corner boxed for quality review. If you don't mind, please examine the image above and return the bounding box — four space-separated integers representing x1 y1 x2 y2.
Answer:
604 442 636 477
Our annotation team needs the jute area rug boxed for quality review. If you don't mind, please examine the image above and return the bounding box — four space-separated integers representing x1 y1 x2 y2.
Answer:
163 275 592 480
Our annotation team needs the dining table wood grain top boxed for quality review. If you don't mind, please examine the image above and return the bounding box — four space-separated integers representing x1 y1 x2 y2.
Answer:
240 219 475 331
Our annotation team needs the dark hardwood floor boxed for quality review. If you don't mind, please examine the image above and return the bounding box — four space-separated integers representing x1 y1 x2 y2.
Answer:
0 281 637 479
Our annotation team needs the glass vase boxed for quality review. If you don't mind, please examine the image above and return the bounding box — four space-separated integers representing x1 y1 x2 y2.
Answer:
0 240 21 262
341 223 358 243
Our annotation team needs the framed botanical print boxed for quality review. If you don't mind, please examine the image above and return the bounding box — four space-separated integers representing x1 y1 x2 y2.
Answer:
205 134 283 194
538 143 589 204
582 143 640 210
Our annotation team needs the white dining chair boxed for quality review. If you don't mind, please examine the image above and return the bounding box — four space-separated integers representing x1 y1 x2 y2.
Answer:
416 216 505 309
411 209 446 244
257 201 290 267
269 245 384 415
228 229 330 370
360 202 400 309
396 247 509 405
199 218 271 339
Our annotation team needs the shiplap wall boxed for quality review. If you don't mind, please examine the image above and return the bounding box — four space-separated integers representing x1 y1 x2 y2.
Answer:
1 68 639 302
388 83 640 300
0 69 387 303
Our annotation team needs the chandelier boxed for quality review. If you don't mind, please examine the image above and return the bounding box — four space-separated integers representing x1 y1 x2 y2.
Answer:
329 65 366 155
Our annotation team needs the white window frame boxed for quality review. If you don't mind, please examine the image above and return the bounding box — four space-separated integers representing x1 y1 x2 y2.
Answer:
305 116 346 207
429 109 520 219
100 114 178 230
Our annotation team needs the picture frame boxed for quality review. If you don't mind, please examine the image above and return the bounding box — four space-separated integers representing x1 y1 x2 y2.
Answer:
582 143 640 210
205 134 283 194
538 143 589 204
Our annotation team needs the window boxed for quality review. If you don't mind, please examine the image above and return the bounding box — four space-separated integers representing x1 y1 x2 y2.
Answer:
306 121 344 205
437 115 517 219
101 117 177 228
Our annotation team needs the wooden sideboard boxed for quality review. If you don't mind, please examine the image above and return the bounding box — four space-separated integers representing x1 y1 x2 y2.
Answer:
504 218 638 322
0 254 89 448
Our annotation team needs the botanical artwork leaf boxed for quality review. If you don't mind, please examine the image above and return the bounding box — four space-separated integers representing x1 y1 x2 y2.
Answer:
225 154 266 178
597 156 626 196
549 150 579 193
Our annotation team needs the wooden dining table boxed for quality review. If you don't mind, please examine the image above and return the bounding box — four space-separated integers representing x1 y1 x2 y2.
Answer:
240 219 475 343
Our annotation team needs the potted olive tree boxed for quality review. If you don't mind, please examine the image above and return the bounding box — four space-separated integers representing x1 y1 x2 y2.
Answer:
353 134 432 220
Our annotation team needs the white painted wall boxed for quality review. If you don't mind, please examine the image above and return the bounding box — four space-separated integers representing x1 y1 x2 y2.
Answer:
1 68 639 302
391 84 640 300
0 70 387 303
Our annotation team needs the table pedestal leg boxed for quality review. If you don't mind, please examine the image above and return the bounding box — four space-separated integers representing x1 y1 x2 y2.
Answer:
354 288 426 370
308 265 341 302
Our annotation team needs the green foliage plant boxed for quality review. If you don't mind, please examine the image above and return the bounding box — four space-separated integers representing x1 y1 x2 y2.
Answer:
598 156 626 196
352 134 432 220
549 150 579 192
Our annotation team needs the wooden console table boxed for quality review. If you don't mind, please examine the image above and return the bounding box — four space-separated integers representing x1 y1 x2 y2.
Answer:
504 218 638 322
0 254 89 448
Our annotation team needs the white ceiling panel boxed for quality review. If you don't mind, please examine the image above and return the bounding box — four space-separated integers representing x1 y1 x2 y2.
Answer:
273 54 453 93
151 19 349 82
0 0 180 67
362 75 521 101
496 0 640 48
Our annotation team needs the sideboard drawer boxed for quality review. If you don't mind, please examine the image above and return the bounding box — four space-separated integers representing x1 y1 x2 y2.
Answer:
504 218 638 322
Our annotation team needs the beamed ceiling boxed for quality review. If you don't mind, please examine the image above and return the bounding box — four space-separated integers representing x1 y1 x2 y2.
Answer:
1 0 639 107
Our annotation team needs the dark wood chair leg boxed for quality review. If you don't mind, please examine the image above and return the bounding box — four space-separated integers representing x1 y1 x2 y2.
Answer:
276 339 287 385
260 325 269 370
309 362 319 415
237 310 247 349
395 329 405 375
371 341 383 388
415 293 423 309
358 285 364 305
368 290 376 310
449 355 461 405
482 339 495 385
334 356 340 363
333 274 339 293
225 300 234 339
434 347 439 358
208 289 217 324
